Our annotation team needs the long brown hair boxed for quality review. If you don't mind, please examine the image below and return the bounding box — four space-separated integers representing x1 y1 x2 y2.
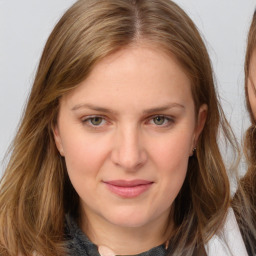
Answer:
244 9 256 218
0 1 235 255
233 10 256 255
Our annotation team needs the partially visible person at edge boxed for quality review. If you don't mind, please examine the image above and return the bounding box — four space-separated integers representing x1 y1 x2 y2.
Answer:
0 0 247 256
233 10 256 256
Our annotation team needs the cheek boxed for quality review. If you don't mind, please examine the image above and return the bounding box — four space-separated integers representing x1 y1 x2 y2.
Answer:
149 132 191 214
149 129 193 189
160 142 189 186
61 135 112 203
61 133 111 178
151 129 193 164
163 129 192 160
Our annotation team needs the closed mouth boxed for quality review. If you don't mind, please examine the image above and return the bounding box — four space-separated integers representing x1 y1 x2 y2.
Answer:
103 180 154 198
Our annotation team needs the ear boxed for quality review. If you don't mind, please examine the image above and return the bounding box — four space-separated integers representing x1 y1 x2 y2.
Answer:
190 104 208 154
52 124 65 156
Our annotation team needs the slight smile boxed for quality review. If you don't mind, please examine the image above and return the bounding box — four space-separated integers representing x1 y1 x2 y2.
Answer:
103 180 154 198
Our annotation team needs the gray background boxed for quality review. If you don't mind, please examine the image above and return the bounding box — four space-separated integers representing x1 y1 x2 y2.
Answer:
1 0 255 175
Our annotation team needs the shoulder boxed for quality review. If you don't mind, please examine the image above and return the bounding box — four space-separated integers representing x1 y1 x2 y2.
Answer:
205 208 249 256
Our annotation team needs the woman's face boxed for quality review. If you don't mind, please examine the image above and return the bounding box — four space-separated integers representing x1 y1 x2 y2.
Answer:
248 49 256 119
54 46 206 232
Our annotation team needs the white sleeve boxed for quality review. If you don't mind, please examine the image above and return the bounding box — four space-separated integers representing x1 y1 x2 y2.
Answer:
205 208 248 256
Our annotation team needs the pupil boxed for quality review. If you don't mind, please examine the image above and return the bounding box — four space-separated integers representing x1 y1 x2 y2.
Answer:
92 117 102 125
154 116 164 125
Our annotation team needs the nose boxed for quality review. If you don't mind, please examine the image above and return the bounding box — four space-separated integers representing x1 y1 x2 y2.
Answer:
111 126 147 171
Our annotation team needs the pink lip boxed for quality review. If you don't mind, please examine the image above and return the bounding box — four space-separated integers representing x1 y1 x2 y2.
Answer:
103 180 153 198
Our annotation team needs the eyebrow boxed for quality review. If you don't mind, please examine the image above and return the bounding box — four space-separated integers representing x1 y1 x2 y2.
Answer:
71 103 117 114
71 103 185 114
142 103 185 114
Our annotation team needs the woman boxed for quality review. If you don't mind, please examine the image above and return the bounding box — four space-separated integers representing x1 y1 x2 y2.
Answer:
0 0 242 255
233 10 256 256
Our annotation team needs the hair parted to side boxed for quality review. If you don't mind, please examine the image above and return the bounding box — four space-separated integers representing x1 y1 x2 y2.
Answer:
233 10 256 256
0 1 235 255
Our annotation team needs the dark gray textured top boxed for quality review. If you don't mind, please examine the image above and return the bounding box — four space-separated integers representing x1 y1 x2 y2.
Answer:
64 214 167 256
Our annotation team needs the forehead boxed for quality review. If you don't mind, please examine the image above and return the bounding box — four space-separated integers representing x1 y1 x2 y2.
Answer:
61 45 193 110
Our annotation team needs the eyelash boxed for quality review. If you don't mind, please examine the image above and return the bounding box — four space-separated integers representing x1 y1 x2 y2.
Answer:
147 115 174 127
81 115 107 128
81 115 175 129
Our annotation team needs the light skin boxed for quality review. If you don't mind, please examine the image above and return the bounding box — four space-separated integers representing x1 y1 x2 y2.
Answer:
248 49 256 119
54 44 207 255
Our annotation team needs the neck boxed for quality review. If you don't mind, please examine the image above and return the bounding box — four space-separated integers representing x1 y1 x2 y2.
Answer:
80 210 172 255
